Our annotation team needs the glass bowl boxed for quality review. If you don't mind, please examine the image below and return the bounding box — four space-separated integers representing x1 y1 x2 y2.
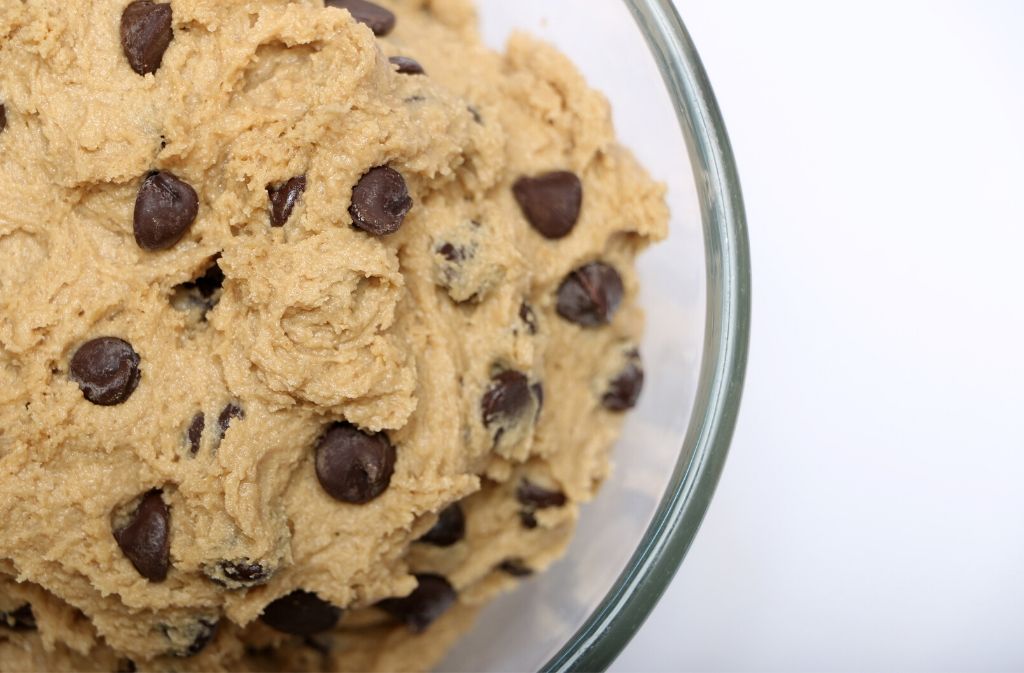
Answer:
438 1 751 671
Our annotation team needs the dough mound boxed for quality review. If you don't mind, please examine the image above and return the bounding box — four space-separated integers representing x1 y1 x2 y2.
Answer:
0 0 667 670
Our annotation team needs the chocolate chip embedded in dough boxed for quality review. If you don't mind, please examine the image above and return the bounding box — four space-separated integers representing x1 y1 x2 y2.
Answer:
120 1 173 76
113 490 171 582
519 302 538 335
315 423 396 504
217 402 244 440
513 171 583 240
497 558 533 577
69 337 141 406
160 618 218 657
602 350 644 411
205 559 272 588
389 56 425 75
187 412 205 455
377 574 456 633
133 171 199 250
260 590 342 636
519 511 538 529
555 262 624 327
0 605 35 631
326 0 396 36
417 503 465 547
349 166 413 236
267 175 307 227
0 104 6 134
516 480 567 509
481 370 532 429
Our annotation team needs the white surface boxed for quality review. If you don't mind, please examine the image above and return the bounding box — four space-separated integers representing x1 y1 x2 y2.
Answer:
614 1 1024 671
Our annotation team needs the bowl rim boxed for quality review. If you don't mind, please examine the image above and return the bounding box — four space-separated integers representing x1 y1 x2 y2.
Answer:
540 1 752 670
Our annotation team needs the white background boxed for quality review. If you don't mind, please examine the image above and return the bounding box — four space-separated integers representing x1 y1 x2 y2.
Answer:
614 2 1024 671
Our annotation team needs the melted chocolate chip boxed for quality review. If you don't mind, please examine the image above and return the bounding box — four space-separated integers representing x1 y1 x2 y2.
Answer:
519 302 538 335
516 480 567 509
556 262 624 327
389 56 425 75
187 412 205 455
377 574 456 633
260 590 342 636
0 605 36 631
497 558 533 577
0 104 6 134
326 0 396 36
217 403 244 440
349 166 413 236
133 171 199 250
603 350 644 411
315 423 396 504
513 171 583 239
481 370 532 428
69 337 141 406
417 503 465 547
113 490 171 582
121 1 173 75
267 175 307 227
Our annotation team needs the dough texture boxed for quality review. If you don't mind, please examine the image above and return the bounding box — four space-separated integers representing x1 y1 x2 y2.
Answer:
0 0 667 670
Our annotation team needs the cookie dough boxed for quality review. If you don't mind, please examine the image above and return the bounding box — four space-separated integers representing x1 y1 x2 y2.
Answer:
0 0 668 670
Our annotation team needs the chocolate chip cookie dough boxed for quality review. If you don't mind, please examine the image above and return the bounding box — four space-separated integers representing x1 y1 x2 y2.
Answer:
0 0 668 670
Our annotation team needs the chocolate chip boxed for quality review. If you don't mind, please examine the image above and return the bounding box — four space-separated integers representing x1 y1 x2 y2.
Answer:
205 559 271 588
315 423 396 504
172 257 223 318
437 242 464 262
519 511 538 529
217 403 244 440
513 171 583 240
267 175 306 227
114 490 170 582
69 337 141 406
187 412 204 455
192 258 224 298
417 503 465 547
0 104 6 134
519 302 538 335
516 480 567 509
0 605 35 631
179 620 218 657
260 590 342 636
326 0 396 36
349 166 412 236
603 350 644 411
160 619 218 657
481 370 531 428
120 1 173 76
497 558 533 577
377 574 456 633
133 171 199 250
389 56 425 75
556 262 624 327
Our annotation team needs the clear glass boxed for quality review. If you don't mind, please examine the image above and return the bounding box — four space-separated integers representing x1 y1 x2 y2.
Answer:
438 1 751 671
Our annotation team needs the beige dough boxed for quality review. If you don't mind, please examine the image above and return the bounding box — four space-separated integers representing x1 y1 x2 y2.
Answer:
0 0 668 670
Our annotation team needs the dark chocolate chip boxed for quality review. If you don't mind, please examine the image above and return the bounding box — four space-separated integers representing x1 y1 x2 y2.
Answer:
513 171 583 240
437 242 464 262
0 605 36 631
192 257 224 298
467 105 483 125
187 412 205 455
133 171 199 250
325 0 396 36
206 558 272 588
519 302 538 335
603 350 644 411
172 257 223 317
260 590 342 636
481 370 531 428
516 480 567 509
417 503 465 547
113 490 171 582
69 337 141 406
0 104 6 134
315 423 396 504
389 56 425 75
497 558 533 577
349 166 413 236
376 574 456 634
519 511 538 529
217 403 244 440
267 175 307 227
556 262 624 327
120 1 173 76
